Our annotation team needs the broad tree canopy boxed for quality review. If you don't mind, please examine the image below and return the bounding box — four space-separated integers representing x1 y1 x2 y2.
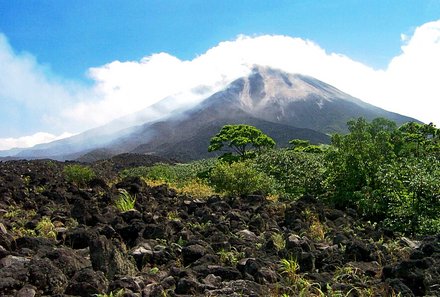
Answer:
208 124 275 159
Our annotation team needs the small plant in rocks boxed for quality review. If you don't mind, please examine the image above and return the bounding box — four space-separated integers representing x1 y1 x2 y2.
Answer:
36 216 57 239
63 164 95 187
217 247 244 266
279 257 300 283
271 232 286 251
115 189 136 212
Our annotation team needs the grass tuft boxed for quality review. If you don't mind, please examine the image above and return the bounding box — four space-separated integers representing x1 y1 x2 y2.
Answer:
115 189 136 212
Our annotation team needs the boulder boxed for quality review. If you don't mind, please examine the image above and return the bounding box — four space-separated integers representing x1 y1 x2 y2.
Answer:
182 244 206 266
89 235 137 280
28 257 68 295
65 268 109 296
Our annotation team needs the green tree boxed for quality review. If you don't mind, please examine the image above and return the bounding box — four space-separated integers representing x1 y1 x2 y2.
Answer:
376 156 440 234
326 118 397 207
396 122 440 157
325 118 440 234
208 124 275 160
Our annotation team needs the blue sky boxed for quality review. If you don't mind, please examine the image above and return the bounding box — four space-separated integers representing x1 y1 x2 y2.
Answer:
1 1 440 149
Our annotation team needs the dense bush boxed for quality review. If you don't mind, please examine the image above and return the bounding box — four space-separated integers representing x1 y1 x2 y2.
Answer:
325 118 440 234
209 161 276 196
254 149 326 200
63 164 95 187
372 156 440 234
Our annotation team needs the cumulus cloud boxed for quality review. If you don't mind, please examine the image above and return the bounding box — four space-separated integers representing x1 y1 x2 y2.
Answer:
0 34 97 136
1 19 440 151
0 132 75 151
62 52 249 126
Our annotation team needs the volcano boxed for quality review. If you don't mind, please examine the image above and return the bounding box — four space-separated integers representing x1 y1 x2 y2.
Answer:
4 66 417 161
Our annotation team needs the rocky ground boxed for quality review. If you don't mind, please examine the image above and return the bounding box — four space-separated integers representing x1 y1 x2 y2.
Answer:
0 157 439 297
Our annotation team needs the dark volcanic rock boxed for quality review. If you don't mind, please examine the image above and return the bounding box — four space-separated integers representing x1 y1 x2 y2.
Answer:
44 247 91 278
345 240 373 262
89 235 137 280
182 244 207 266
175 277 204 295
65 268 109 296
0 159 439 297
28 257 68 295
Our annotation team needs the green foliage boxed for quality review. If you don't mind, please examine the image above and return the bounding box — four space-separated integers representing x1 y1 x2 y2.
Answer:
208 124 275 159
120 159 216 186
121 117 439 236
176 178 215 199
139 164 178 183
303 209 326 241
325 117 398 208
115 189 136 212
288 139 325 153
271 233 286 251
254 149 326 200
217 247 244 266
148 267 160 275
209 160 276 196
63 164 95 187
120 159 217 198
279 257 300 283
397 121 440 157
325 117 440 235
36 216 57 240
374 156 440 234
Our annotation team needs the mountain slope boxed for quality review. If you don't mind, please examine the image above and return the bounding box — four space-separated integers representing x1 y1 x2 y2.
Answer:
3 66 419 161
112 66 416 161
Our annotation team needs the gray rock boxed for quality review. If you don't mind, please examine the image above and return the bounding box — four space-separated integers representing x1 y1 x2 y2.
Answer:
65 268 109 296
16 285 37 297
142 283 165 297
0 255 30 268
89 235 137 280
28 257 68 295
182 244 206 266
237 229 258 241
203 273 222 287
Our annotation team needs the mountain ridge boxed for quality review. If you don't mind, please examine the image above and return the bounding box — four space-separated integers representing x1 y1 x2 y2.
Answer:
1 66 419 161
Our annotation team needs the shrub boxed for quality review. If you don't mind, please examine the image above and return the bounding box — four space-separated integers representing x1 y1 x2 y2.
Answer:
254 149 326 200
63 164 95 187
115 189 136 212
217 248 244 266
121 160 217 199
141 164 178 183
271 232 286 251
176 178 215 199
209 161 276 196
120 159 216 186
36 216 57 240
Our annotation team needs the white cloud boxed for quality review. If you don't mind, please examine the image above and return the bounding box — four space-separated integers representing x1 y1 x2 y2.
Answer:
0 34 96 133
1 19 440 151
0 132 75 151
62 51 250 126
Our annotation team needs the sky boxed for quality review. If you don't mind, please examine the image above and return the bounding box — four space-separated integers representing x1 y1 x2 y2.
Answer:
1 0 440 150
